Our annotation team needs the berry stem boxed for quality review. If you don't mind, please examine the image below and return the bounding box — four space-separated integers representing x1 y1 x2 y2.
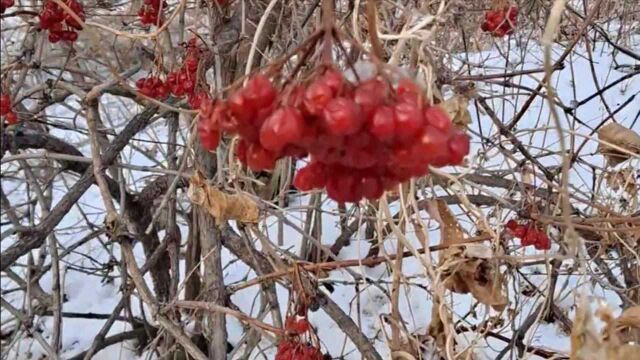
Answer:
321 0 335 64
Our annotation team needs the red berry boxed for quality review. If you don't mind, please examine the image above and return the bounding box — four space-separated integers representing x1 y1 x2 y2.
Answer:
243 74 276 109
414 126 449 165
260 107 305 152
396 78 421 104
424 106 452 133
512 225 527 239
246 143 277 171
354 79 388 119
535 232 550 250
394 101 424 141
228 91 254 124
369 105 396 143
322 97 363 136
319 68 344 96
361 176 383 200
198 115 220 151
48 31 62 43
4 111 18 124
304 80 334 116
0 94 11 115
506 219 519 231
293 162 326 191
448 131 470 165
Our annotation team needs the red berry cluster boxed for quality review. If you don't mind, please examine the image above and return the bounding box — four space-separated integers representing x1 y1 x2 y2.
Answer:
275 340 323 360
276 316 322 360
1 0 14 14
39 0 84 43
506 219 551 250
481 5 518 37
166 38 206 106
135 76 170 100
1 94 18 125
138 0 166 26
197 69 470 202
135 39 208 108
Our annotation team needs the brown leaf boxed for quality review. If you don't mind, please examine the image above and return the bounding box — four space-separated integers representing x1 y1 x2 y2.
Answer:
597 123 640 166
616 306 640 344
428 200 507 311
571 300 640 360
187 173 259 225
605 167 638 197
438 94 472 129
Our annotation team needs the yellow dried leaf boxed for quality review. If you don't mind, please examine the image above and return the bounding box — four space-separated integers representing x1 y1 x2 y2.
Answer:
187 173 259 225
428 200 507 311
597 123 640 166
438 95 472 129
572 300 640 360
605 168 638 197
617 306 640 328
616 306 640 344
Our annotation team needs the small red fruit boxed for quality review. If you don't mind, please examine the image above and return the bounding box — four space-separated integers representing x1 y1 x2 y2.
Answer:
260 107 305 152
246 143 277 171
304 80 334 116
369 106 396 142
322 97 363 136
394 101 424 141
243 74 277 109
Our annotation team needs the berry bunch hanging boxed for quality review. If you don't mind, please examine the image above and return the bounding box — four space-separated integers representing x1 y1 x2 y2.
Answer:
506 219 550 250
135 76 170 100
134 38 208 108
166 38 206 106
481 5 518 37
1 94 18 125
39 0 85 43
0 0 14 14
197 69 470 202
276 337 324 360
138 0 166 26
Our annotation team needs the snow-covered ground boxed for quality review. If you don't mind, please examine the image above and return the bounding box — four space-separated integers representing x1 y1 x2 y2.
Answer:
1 29 639 360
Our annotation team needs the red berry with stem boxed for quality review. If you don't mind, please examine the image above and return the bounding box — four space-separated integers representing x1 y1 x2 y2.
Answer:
304 80 334 116
243 74 276 109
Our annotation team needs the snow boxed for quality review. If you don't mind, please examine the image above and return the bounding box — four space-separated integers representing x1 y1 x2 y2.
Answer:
1 29 639 359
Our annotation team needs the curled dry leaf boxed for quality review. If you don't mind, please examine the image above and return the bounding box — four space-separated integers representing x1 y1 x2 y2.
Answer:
438 94 472 129
571 299 640 360
597 122 640 166
428 200 507 311
605 167 638 198
616 306 640 344
187 172 259 224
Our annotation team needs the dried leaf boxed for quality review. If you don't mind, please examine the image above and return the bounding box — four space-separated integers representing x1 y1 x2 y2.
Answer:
597 123 640 166
438 94 472 129
187 173 259 225
616 306 640 344
571 299 640 360
605 167 638 197
428 200 507 311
